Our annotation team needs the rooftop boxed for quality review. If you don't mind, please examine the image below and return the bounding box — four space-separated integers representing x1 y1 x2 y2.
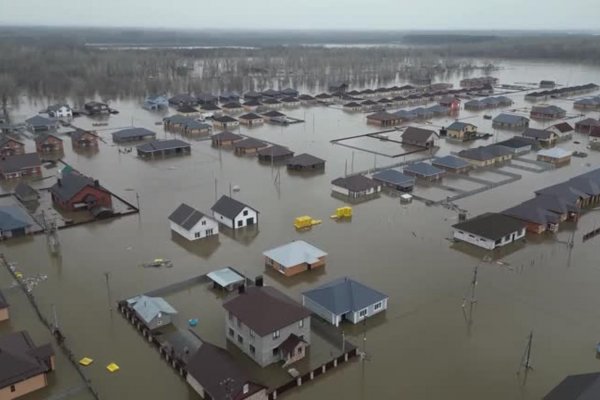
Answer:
112 127 156 140
206 267 245 288
168 203 210 230
0 331 54 388
211 195 256 219
302 277 388 315
537 148 572 159
287 153 325 167
0 205 35 231
127 295 177 325
331 174 380 192
452 212 526 241
404 162 444 177
137 139 190 152
371 169 415 187
543 372 600 400
432 155 471 169
0 153 41 173
263 240 327 268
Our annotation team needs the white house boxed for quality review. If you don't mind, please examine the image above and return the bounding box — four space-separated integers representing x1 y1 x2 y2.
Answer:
452 212 526 250
168 203 219 240
302 277 388 327
211 195 258 229
47 104 73 118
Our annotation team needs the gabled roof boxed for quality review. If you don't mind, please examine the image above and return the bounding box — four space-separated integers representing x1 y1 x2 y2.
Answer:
502 202 561 226
207 267 245 288
331 175 379 192
575 118 600 127
127 295 177 325
34 133 62 144
211 195 257 219
286 153 325 167
242 99 262 106
402 127 436 143
213 115 238 123
452 212 526 241
136 139 190 152
234 138 267 149
549 122 573 133
0 135 24 147
14 181 39 201
201 103 222 111
223 286 311 336
0 205 34 231
404 162 444 177
0 331 54 388
447 121 476 131
493 113 529 125
169 203 211 230
302 277 388 315
70 129 97 141
239 112 263 120
432 155 471 169
0 153 41 173
372 169 415 187
458 145 511 161
176 104 199 113
263 240 327 268
262 110 286 118
212 130 243 141
496 137 535 149
112 127 156 141
49 171 107 202
221 102 243 109
367 111 398 121
186 340 265 400
543 372 600 400
523 128 554 140
257 145 294 158
25 115 57 127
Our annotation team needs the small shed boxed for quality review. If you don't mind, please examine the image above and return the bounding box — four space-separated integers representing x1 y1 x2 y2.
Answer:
127 295 177 331
286 153 325 171
136 139 191 159
233 138 268 155
404 162 445 181
207 267 245 291
372 169 415 192
432 155 472 173
537 148 572 167
257 145 294 162
211 131 244 147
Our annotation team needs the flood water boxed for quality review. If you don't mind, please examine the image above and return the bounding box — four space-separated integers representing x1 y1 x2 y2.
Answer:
2 59 600 400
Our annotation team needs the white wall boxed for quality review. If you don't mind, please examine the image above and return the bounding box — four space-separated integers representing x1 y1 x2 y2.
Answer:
232 207 258 229
350 298 388 324
169 217 219 241
453 228 525 250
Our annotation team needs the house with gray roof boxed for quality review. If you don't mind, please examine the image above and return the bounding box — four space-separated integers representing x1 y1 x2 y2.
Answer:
372 169 415 192
49 171 113 213
432 155 472 173
211 130 244 147
502 200 563 234
112 127 156 143
0 205 36 239
238 112 264 126
0 153 42 180
25 115 58 133
233 138 268 155
331 175 381 200
212 115 239 130
14 181 39 203
452 212 526 250
492 113 530 130
446 121 477 141
286 153 325 171
403 162 445 181
224 284 311 367
211 195 258 230
169 203 218 241
257 145 294 162
127 295 177 331
575 118 600 134
543 372 600 400
168 93 197 107
263 240 327 277
207 267 245 291
402 127 437 148
186 339 267 400
0 331 55 398
522 128 558 147
496 137 535 155
458 145 513 167
0 135 25 157
302 277 388 327
136 139 191 159
143 95 169 111
530 104 566 120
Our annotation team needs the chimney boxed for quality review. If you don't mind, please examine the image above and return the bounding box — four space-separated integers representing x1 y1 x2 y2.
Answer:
255 275 263 287
94 179 99 187
238 284 245 295
57 178 62 187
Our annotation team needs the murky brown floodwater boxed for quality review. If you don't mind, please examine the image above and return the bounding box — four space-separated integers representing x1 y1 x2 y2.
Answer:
2 59 600 400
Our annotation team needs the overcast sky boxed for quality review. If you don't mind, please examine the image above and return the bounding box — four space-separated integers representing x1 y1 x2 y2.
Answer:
1 0 599 30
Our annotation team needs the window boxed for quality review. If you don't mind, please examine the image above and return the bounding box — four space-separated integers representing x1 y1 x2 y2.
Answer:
273 330 280 339
243 210 248 216
272 348 279 356
237 318 241 328
201 220 206 225
250 345 256 355
194 232 201 238
298 319 304 328
10 385 16 393
237 220 243 227
229 328 234 337
229 312 234 322
237 335 243 344
374 302 382 311
359 309 368 318
206 228 214 236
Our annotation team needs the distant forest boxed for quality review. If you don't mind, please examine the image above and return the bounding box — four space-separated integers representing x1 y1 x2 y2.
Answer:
0 27 599 106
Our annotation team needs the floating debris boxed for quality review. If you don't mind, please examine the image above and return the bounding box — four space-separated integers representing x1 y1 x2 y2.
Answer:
188 318 199 327
294 216 322 230
106 363 120 373
142 258 173 268
330 206 352 220
79 357 94 366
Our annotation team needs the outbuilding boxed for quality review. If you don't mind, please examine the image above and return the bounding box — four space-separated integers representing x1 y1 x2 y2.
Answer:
127 295 177 331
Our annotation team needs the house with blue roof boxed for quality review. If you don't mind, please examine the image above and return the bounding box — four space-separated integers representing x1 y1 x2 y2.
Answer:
403 162 445 181
0 205 36 239
302 277 388 327
432 155 471 173
372 169 415 192
127 295 178 331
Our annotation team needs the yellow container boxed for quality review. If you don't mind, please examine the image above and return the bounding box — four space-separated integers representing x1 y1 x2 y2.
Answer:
106 363 120 373
336 207 353 218
294 216 313 229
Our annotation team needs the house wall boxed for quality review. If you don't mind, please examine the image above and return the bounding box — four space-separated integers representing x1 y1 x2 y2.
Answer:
186 375 205 398
53 186 112 211
0 141 25 157
146 314 172 331
213 211 234 229
453 228 526 250
266 256 326 277
232 207 258 229
349 298 388 324
36 137 63 154
537 155 571 166
0 166 42 180
169 217 219 241
302 296 341 326
0 306 9 321
226 314 311 367
0 373 47 400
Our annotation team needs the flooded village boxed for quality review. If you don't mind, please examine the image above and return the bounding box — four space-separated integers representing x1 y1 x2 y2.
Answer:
3 30 600 400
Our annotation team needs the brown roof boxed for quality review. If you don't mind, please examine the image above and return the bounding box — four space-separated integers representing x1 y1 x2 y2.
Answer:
234 138 267 150
279 334 305 357
223 286 311 336
550 122 573 133
0 331 54 389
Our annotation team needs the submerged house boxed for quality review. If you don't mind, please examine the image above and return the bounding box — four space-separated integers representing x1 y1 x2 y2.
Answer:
372 169 415 192
574 118 600 134
169 203 219 240
84 101 110 115
127 295 177 331
458 145 513 167
331 174 381 199
445 121 477 141
234 138 268 156
401 127 437 148
186 339 267 400
0 205 36 239
223 284 311 367
70 130 99 150
286 153 325 171
530 104 566 120
211 195 258 230
238 113 264 126
302 277 388 327
264 240 327 277
143 95 169 111
492 113 530 130
502 195 576 234
496 137 535 155
546 122 574 141
257 145 294 162
136 139 191 159
168 94 197 107
25 115 58 133
522 128 558 147
46 104 72 118
0 153 42 180
366 111 401 127
207 267 245 291
211 131 244 147
50 171 113 213
403 162 445 181
0 136 25 157
0 331 55 399
34 133 63 154
212 115 239 130
452 212 526 250
432 155 472 173
537 148 572 167
112 127 156 143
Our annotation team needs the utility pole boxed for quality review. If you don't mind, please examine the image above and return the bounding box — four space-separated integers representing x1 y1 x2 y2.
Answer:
462 265 478 307
351 151 355 175
517 331 534 374
229 182 232 198
104 272 112 311
214 178 218 203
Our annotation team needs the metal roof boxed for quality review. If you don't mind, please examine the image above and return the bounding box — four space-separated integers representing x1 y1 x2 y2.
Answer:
257 145 294 158
0 331 54 388
137 139 190 153
493 113 529 125
452 212 526 241
523 128 554 140
212 130 243 141
404 162 444 177
372 169 415 187
168 203 211 230
432 155 471 169
402 127 436 144
25 115 57 127
331 175 379 192
0 153 41 173
211 195 256 219
537 148 572 159
49 171 107 202
286 153 325 167
0 205 34 231
239 112 263 120
234 138 267 149
543 372 600 400
128 295 177 325
263 240 327 268
112 127 156 141
206 267 245 288
213 115 237 123
447 121 476 131
302 277 388 315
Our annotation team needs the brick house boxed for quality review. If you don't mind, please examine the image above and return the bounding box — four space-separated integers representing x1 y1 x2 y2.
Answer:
49 171 112 212
0 136 25 157
263 240 327 277
35 133 64 154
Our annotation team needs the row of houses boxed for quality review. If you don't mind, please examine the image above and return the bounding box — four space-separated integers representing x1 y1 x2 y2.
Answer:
460 77 498 88
366 105 453 126
464 96 513 111
573 96 600 110
453 167 600 249
525 83 599 102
